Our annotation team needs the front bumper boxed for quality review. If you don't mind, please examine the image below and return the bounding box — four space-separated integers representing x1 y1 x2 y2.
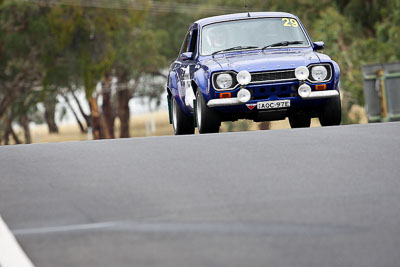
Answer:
207 98 245 107
207 89 339 107
300 90 339 99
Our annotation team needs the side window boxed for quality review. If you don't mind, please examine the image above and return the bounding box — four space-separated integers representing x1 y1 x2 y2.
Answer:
188 29 198 55
179 31 191 55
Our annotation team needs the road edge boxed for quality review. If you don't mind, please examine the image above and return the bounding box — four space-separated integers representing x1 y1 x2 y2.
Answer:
0 215 35 267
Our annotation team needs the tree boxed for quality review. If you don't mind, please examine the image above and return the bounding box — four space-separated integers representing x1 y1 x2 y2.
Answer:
0 0 51 143
47 5 120 139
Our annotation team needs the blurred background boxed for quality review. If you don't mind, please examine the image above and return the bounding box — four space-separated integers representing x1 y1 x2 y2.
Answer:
0 0 398 145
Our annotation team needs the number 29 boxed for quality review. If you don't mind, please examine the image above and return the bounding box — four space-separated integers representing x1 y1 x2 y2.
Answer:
282 18 299 27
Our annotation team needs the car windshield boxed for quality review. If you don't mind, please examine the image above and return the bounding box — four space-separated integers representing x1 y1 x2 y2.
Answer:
201 17 309 55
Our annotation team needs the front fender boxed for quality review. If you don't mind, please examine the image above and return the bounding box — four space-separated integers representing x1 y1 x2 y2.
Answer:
193 68 211 100
331 61 341 90
168 71 179 97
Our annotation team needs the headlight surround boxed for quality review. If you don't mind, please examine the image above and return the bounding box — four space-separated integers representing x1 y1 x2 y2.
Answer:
215 73 233 89
311 66 328 82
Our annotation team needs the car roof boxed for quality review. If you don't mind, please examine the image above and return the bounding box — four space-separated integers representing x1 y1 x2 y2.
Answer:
194 12 297 27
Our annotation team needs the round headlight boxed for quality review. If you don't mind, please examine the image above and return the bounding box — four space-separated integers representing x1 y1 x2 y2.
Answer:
237 70 252 85
311 66 328 81
298 84 312 98
295 66 309 81
237 89 251 103
216 73 233 89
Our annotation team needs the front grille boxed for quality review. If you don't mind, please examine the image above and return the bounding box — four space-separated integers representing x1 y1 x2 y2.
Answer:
251 70 296 83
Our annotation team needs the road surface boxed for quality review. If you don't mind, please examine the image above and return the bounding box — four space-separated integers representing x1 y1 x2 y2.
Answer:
1 122 400 267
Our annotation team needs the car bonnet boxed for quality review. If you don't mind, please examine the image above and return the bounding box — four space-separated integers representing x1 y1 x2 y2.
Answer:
208 49 322 73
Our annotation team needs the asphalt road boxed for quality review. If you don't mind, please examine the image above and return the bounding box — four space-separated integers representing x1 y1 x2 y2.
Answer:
1 122 400 267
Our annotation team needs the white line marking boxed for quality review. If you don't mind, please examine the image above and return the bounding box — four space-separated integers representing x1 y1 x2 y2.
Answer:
12 221 361 236
13 221 120 236
0 215 35 267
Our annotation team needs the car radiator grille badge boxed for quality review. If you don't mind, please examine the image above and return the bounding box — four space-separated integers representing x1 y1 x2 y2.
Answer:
246 104 257 110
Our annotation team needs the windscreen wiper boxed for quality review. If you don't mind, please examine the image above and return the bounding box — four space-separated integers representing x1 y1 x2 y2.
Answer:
262 41 304 50
212 46 259 55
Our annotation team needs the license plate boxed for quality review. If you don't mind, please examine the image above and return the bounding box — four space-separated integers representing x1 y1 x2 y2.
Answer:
257 100 290 110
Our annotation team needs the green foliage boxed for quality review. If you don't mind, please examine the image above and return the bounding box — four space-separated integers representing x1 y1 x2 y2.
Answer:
147 9 195 61
311 7 364 104
47 6 119 98
0 0 51 124
372 0 400 62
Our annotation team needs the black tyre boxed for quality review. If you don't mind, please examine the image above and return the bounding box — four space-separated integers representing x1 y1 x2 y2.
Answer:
289 111 311 128
319 93 342 126
196 91 220 134
172 97 194 135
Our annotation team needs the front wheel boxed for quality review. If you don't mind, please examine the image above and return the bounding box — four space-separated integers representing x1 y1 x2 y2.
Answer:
172 97 194 135
319 93 342 126
196 91 220 134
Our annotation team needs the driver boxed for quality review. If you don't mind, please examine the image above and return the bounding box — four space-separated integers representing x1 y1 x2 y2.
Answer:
205 27 227 53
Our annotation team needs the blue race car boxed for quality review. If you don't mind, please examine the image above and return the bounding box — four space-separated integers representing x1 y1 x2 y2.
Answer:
167 12 341 135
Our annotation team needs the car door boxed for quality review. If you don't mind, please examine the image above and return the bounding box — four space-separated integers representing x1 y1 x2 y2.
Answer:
175 30 192 102
177 26 199 110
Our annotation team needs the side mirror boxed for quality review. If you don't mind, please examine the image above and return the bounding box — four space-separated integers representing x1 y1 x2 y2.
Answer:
181 52 193 61
313 41 325 51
